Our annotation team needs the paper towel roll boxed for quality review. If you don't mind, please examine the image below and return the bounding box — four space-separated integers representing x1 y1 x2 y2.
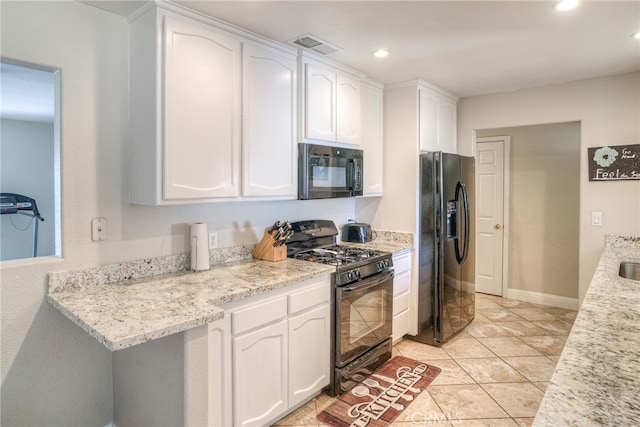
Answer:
190 223 210 271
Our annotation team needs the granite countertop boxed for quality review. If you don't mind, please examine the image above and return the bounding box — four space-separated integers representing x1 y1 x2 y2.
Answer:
340 230 414 255
533 235 640 426
48 255 334 351
47 231 414 352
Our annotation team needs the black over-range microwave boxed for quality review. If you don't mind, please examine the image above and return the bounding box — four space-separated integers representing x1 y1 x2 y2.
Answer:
298 143 363 200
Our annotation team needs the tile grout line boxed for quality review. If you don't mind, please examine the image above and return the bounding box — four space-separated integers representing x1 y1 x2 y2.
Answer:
284 293 576 426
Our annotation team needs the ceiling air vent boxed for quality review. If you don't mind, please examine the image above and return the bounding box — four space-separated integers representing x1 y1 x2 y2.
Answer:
289 34 341 55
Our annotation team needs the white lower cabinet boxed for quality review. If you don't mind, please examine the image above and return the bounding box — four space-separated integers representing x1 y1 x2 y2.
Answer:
185 275 332 426
288 304 331 407
392 252 413 343
233 319 289 426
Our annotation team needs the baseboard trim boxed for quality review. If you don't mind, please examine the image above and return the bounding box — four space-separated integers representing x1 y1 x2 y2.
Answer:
505 288 579 310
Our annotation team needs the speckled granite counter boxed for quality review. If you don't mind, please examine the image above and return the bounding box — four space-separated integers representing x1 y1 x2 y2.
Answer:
533 235 640 426
341 230 414 255
47 248 334 351
48 232 413 352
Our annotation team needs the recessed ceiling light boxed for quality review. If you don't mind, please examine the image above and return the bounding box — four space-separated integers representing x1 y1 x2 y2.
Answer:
554 0 580 12
372 49 390 58
633 31 640 40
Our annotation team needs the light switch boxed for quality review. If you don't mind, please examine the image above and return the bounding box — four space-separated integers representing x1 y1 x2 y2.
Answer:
92 217 107 241
591 211 602 227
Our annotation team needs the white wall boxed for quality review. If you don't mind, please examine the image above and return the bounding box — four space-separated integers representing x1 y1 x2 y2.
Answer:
1 119 56 261
458 72 640 305
0 2 356 424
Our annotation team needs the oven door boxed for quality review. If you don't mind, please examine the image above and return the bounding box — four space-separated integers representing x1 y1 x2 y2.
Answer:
335 270 394 367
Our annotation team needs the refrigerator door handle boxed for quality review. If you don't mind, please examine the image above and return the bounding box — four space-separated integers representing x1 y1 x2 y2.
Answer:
454 181 470 265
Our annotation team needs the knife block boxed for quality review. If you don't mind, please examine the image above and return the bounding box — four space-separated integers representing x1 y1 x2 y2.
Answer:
252 232 287 262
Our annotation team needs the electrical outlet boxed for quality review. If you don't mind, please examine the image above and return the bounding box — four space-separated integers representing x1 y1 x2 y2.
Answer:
209 232 218 249
91 217 107 241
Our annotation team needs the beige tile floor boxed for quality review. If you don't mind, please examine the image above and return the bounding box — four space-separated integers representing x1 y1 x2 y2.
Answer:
273 293 578 427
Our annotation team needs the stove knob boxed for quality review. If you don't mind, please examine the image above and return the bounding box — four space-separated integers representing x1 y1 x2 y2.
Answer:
383 259 390 269
346 271 354 281
376 261 384 271
355 269 361 279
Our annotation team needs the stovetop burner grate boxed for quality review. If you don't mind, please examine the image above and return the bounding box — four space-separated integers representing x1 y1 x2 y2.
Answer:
292 245 382 267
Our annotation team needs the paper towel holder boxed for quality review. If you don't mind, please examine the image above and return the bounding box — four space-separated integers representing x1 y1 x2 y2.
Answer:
190 222 210 271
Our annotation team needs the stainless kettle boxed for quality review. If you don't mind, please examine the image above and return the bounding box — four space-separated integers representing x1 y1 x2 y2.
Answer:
341 220 376 243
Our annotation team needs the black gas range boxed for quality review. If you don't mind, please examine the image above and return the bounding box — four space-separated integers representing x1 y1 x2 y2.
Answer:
287 220 392 283
287 220 394 395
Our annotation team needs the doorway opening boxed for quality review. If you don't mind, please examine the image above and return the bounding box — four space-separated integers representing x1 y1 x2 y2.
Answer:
474 122 580 309
0 59 61 261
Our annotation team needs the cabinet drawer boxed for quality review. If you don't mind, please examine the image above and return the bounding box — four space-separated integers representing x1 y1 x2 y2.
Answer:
393 291 410 315
394 270 411 297
231 296 287 335
392 308 410 343
288 280 330 315
393 253 411 274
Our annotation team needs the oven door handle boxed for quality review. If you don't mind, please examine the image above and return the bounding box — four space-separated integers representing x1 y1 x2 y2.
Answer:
340 270 394 292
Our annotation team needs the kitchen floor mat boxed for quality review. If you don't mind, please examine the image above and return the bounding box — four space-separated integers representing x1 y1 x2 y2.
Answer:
317 356 441 427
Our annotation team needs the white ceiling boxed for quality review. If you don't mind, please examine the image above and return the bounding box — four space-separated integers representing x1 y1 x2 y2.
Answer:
173 0 640 97
4 1 639 123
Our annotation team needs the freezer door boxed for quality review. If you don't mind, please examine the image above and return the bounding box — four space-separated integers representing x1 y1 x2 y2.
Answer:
440 153 463 342
416 153 438 342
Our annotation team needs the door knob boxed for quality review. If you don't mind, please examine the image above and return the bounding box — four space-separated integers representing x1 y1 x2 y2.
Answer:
495 224 502 230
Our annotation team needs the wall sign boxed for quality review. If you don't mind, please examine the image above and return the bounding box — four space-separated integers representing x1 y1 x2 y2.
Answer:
588 144 640 181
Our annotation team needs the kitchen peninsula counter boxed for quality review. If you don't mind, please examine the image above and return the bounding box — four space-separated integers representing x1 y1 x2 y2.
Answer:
533 235 640 426
47 252 334 351
47 231 414 352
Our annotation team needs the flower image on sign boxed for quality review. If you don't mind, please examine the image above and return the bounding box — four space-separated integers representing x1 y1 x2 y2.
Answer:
593 146 619 167
588 144 640 181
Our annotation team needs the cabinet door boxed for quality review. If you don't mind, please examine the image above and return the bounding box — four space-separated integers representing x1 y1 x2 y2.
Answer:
419 89 457 154
393 252 412 341
233 319 288 427
337 74 361 145
361 83 383 195
438 101 457 154
207 317 232 427
419 91 439 152
393 308 410 343
288 304 331 407
305 63 337 141
242 44 297 197
163 15 241 200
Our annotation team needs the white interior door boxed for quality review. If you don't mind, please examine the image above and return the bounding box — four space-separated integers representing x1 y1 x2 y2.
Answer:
475 138 508 296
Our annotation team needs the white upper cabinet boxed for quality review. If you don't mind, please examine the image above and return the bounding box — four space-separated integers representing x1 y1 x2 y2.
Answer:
336 74 361 145
242 43 297 198
360 79 384 196
419 83 458 154
128 5 298 205
305 63 337 141
301 53 363 146
163 14 241 200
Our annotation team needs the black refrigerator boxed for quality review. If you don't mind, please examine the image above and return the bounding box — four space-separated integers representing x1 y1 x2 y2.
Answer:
410 152 475 346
